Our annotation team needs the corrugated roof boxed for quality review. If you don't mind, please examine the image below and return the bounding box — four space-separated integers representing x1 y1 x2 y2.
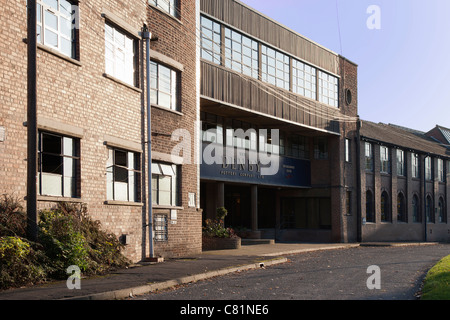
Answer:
360 121 450 158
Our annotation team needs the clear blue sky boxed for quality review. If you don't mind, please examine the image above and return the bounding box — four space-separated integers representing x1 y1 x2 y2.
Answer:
241 0 450 132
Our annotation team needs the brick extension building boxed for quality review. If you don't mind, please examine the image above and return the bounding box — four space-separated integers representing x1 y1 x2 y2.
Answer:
0 0 201 262
359 122 450 242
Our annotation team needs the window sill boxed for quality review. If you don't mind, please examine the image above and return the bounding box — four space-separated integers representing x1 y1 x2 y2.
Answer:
149 4 183 25
153 205 184 210
152 104 183 116
38 195 83 203
23 38 82 66
103 73 142 93
104 200 144 207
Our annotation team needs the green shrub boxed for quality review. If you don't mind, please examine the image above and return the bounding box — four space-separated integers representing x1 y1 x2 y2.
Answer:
0 196 130 289
0 236 49 290
38 203 130 278
38 208 91 277
0 195 27 238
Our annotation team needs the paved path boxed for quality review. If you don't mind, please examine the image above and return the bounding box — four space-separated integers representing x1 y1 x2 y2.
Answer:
132 244 450 300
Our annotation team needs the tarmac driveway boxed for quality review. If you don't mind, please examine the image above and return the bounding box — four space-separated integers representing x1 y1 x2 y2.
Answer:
133 244 450 300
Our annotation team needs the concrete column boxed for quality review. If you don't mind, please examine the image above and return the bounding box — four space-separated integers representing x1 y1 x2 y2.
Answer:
251 185 258 231
217 182 225 209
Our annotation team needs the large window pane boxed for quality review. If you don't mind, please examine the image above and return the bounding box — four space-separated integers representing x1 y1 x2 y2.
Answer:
261 44 289 90
150 62 177 110
37 0 76 58
38 132 79 198
319 71 339 107
201 16 221 65
105 24 135 86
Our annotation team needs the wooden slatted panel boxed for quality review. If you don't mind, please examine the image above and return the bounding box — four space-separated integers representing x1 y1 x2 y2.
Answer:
201 62 340 133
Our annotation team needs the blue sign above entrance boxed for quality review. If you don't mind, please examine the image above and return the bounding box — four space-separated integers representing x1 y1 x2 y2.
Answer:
200 146 311 188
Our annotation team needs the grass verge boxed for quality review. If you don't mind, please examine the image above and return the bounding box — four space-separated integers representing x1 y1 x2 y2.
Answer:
421 255 450 300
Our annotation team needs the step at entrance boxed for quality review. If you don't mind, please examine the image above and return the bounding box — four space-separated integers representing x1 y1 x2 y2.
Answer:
241 239 275 245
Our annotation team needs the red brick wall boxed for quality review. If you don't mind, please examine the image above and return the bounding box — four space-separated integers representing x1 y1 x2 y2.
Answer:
0 0 201 262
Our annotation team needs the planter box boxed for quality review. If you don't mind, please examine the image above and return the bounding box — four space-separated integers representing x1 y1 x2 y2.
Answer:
202 236 241 251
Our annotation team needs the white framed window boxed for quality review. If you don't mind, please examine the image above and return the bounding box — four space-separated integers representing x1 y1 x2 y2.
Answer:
36 0 77 58
261 45 290 91
152 162 178 207
380 146 390 174
224 27 259 79
438 159 444 182
38 131 80 198
105 23 135 86
425 156 433 181
200 16 221 65
319 71 339 108
397 149 405 176
150 62 178 111
292 59 316 100
149 0 177 18
365 142 373 171
412 153 420 178
106 148 141 202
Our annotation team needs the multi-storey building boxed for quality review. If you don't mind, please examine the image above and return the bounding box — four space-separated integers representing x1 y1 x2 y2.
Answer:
359 121 450 242
0 0 201 262
198 0 360 243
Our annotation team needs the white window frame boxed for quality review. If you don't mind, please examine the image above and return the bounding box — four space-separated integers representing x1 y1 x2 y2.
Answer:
380 146 391 174
224 27 259 79
397 149 405 176
292 59 317 100
200 16 221 65
425 156 433 181
106 148 141 203
36 0 76 58
412 153 420 178
105 23 135 86
319 71 339 108
261 45 290 91
152 162 178 207
365 142 373 171
150 61 178 111
149 0 177 18
438 159 444 182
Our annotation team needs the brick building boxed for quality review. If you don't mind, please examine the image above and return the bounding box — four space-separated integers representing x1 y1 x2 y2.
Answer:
0 0 201 262
198 0 360 243
359 121 450 242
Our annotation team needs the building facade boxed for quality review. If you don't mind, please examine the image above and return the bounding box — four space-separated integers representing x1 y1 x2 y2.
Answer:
198 0 360 243
0 0 201 262
2 0 445 264
359 121 450 242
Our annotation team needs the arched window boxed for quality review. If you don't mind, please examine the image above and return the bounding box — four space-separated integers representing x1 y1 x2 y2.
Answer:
438 197 446 223
397 193 406 222
381 191 391 222
412 195 421 223
366 190 375 223
426 195 434 223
